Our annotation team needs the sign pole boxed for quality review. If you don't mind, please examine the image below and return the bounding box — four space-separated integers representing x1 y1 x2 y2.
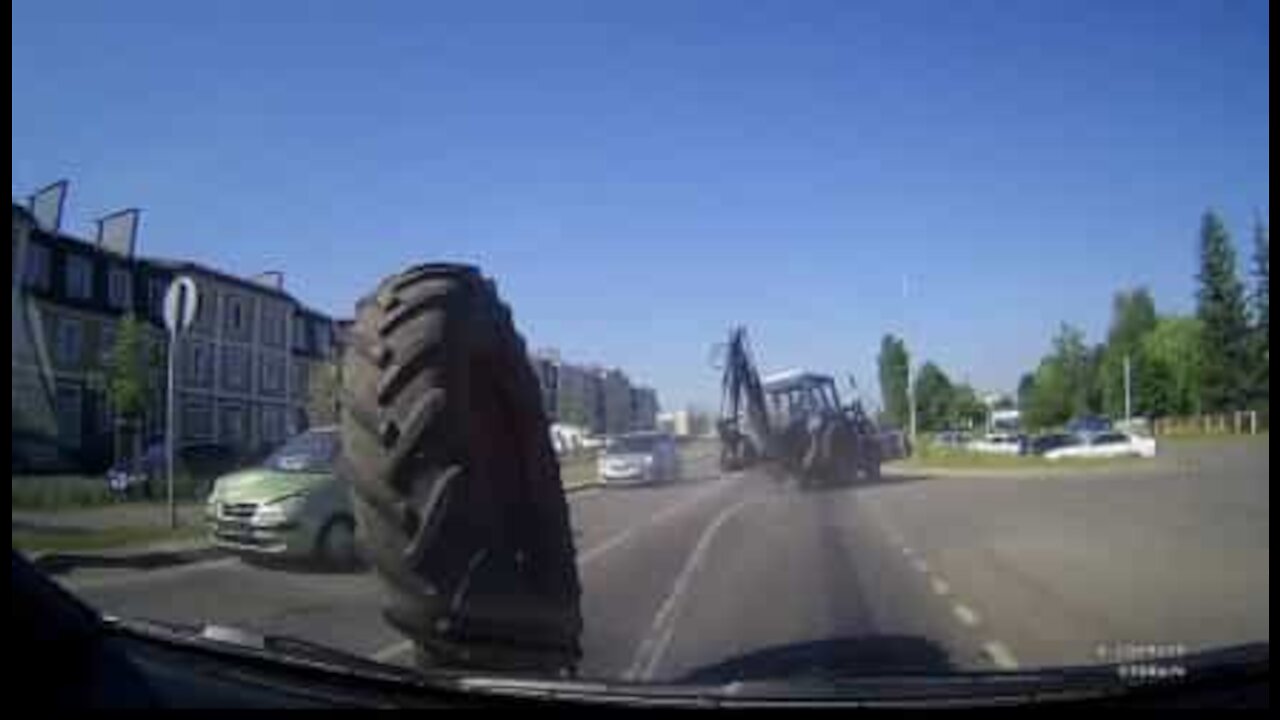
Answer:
162 275 198 531
167 321 177 529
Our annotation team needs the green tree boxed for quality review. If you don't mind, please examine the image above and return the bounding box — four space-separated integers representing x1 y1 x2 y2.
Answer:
1025 357 1070 429
913 361 953 432
1195 211 1251 412
1249 215 1269 408
877 334 910 429
105 314 159 460
1132 346 1175 417
1099 288 1158 418
1023 323 1092 428
1053 323 1092 418
1016 372 1036 414
306 361 342 427
1086 343 1106 414
949 382 986 430
1139 316 1203 416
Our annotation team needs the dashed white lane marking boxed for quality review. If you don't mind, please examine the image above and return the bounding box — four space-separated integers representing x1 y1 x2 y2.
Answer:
369 478 731 663
887 532 1016 672
952 603 981 627
577 479 729 567
371 639 415 663
627 496 757 682
983 640 1020 670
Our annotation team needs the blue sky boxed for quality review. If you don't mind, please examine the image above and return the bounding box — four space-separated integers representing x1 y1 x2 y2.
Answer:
13 0 1269 411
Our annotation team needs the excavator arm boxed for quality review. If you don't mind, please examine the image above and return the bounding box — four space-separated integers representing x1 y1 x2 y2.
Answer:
717 327 773 469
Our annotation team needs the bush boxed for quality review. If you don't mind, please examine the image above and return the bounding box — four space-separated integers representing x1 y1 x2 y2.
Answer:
12 471 211 511
11 475 115 510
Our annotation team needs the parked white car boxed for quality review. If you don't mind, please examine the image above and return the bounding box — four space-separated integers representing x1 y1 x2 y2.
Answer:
1043 431 1156 460
966 433 1024 455
598 432 680 486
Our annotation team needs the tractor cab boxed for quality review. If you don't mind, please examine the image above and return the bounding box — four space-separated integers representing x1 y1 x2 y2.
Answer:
762 370 842 427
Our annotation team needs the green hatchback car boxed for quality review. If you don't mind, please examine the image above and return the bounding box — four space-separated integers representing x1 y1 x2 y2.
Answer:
204 427 358 566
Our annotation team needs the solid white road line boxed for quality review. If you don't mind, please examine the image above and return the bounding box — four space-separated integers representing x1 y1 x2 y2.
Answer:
627 496 757 682
983 640 1020 670
930 577 951 596
952 603 981 627
371 640 415 663
577 479 728 567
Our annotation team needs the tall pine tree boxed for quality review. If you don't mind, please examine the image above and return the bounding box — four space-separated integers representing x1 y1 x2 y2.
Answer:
1250 214 1269 407
877 334 911 429
1195 211 1251 412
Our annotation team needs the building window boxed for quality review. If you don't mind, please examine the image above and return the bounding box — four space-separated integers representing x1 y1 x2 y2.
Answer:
193 345 205 382
261 305 289 346
149 277 169 319
261 405 286 446
185 340 212 388
222 346 250 392
181 397 214 441
55 382 83 449
314 321 332 356
292 361 309 398
23 243 51 290
65 254 94 300
108 267 132 309
194 345 208 384
260 306 273 344
260 355 283 394
225 294 254 338
99 322 117 365
219 404 248 447
55 317 83 366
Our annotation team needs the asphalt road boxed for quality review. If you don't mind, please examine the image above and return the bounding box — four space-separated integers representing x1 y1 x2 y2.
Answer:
47 438 1268 683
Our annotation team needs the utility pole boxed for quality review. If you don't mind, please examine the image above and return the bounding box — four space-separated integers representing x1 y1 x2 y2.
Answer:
907 365 917 443
903 275 918 446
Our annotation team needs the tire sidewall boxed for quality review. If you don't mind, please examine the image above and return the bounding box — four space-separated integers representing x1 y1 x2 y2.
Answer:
318 515 358 569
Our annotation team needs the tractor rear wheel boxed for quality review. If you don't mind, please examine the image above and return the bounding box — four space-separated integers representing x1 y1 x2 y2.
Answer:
340 264 582 675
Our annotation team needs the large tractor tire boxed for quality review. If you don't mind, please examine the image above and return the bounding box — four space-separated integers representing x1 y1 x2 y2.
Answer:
339 264 582 675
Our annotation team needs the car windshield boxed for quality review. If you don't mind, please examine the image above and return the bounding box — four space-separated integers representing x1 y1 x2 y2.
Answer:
606 435 661 454
262 430 339 473
11 0 1268 704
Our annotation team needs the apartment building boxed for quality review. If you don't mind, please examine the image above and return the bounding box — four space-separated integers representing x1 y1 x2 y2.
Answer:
630 386 659 430
152 260 337 455
530 349 661 436
11 203 338 471
597 368 632 436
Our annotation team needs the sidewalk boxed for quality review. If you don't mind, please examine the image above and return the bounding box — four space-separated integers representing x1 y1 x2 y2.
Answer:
882 454 1178 479
13 501 205 532
13 502 209 559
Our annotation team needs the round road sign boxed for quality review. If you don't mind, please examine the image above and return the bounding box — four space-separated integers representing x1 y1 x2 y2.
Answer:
163 276 199 333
